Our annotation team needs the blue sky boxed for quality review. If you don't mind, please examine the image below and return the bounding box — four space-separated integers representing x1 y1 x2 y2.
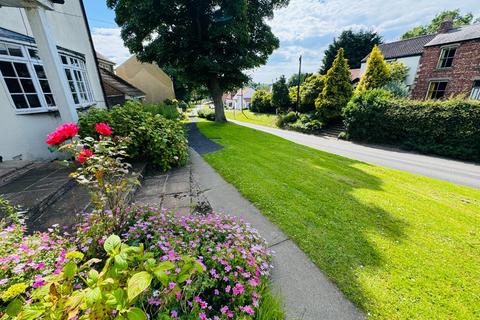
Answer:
84 0 479 83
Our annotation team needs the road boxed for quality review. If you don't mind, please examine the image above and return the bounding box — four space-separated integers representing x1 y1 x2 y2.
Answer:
229 120 480 189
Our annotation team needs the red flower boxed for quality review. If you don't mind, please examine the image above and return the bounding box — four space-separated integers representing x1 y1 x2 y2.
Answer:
46 123 79 146
95 123 112 136
77 148 94 164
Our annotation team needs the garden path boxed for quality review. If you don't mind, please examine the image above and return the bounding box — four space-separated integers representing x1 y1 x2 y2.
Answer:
229 120 480 189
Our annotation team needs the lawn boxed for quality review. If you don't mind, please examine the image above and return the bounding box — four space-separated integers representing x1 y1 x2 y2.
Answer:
225 110 277 127
197 121 480 320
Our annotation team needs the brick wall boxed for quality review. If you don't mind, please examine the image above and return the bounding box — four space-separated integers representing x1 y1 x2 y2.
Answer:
411 39 480 100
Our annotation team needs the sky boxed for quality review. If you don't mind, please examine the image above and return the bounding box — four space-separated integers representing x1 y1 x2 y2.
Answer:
83 0 479 84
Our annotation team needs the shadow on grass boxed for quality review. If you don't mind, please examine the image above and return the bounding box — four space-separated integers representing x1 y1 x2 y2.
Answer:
198 121 408 312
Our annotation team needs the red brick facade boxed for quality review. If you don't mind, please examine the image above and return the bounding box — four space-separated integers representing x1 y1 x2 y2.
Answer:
411 39 480 100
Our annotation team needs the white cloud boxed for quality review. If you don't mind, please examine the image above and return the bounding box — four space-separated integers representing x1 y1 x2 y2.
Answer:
91 27 131 65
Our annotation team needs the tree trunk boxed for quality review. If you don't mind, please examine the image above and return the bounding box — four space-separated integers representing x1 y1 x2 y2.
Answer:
208 78 227 122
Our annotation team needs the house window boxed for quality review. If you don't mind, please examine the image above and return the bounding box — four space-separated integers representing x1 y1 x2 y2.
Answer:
426 81 448 99
60 54 94 106
0 40 94 113
470 80 480 100
437 47 457 69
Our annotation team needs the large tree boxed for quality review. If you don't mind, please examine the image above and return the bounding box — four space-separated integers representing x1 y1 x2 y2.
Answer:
272 76 290 112
107 0 289 122
401 9 477 39
319 30 382 74
356 46 390 93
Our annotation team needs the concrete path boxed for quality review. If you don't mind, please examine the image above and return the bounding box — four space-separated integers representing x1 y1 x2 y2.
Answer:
229 120 480 189
190 149 364 320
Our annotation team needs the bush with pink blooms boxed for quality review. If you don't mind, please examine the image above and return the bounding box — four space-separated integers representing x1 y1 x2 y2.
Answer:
122 208 273 319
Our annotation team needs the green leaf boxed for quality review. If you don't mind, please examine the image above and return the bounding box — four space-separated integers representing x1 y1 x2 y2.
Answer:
17 305 45 320
127 307 147 320
104 234 121 255
114 254 128 269
63 261 77 280
6 298 22 316
155 261 175 271
127 271 152 302
85 287 102 305
87 269 99 286
105 289 127 309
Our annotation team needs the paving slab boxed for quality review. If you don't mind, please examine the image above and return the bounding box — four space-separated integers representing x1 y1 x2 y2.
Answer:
189 148 364 320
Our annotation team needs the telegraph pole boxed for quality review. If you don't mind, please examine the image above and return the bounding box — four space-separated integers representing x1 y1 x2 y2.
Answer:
296 55 302 114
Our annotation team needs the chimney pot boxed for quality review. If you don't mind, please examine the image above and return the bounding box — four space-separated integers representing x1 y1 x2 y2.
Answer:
438 17 454 33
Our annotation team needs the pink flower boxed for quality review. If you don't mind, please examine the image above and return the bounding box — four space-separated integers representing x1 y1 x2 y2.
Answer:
169 282 176 289
77 148 93 164
199 313 207 320
95 122 112 136
32 275 47 288
232 282 244 295
240 305 255 316
46 123 78 146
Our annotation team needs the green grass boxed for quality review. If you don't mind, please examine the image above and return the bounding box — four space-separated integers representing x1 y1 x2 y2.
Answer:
256 286 285 320
197 121 480 320
225 110 278 127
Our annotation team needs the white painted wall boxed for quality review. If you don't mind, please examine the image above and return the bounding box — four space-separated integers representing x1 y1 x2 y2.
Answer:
360 55 421 87
0 1 105 160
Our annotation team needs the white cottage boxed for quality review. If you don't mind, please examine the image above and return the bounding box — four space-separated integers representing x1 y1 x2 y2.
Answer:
0 0 106 161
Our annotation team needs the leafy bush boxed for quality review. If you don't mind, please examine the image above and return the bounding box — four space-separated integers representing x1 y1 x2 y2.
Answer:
272 76 291 112
344 89 480 161
123 208 273 319
383 79 409 98
276 111 297 127
251 90 274 113
78 101 188 171
143 102 180 120
299 74 324 113
197 107 216 121
286 114 323 133
356 45 390 92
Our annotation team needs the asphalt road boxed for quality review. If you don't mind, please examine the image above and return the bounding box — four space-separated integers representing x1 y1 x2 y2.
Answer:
230 120 480 189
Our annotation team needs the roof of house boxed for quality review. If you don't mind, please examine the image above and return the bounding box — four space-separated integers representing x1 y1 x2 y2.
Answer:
99 68 145 98
361 34 436 62
96 52 115 65
425 23 480 47
233 87 255 100
0 27 84 57
350 68 362 80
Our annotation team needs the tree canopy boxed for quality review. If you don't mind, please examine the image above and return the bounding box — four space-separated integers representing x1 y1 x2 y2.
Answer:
401 9 478 39
319 30 382 74
272 76 291 112
107 0 289 122
287 73 312 88
356 46 390 93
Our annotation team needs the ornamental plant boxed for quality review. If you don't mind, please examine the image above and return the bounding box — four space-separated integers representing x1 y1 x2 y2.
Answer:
46 122 138 232
122 208 273 319
356 45 390 93
5 235 203 319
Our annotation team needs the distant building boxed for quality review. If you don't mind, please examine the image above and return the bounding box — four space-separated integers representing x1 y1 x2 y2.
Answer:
349 68 362 86
0 0 106 161
231 87 255 110
115 55 175 103
361 34 436 89
411 21 480 100
222 92 235 109
96 52 145 107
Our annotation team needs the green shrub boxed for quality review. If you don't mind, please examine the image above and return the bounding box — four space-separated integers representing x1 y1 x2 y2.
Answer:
300 74 324 113
251 90 274 113
78 101 188 171
142 102 180 120
383 80 409 98
344 89 480 161
276 111 297 127
197 107 216 121
284 113 323 133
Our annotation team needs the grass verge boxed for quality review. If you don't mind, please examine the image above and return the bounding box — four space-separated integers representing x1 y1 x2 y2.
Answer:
197 121 480 320
225 110 278 127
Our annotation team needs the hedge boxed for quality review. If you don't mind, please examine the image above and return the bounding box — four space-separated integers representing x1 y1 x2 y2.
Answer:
343 89 480 161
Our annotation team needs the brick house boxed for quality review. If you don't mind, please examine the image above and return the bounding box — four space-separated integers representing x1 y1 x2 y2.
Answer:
411 21 480 100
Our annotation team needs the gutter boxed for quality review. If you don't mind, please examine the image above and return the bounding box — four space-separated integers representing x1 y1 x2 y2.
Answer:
78 0 109 109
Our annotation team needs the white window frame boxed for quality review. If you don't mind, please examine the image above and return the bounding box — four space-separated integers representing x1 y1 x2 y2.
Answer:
470 80 480 100
0 38 95 114
437 45 458 69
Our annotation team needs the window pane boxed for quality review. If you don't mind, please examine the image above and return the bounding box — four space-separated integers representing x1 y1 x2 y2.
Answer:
40 80 51 93
44 94 55 106
74 70 81 81
7 46 23 57
61 55 68 64
72 93 79 104
0 44 7 55
20 79 36 93
13 63 30 78
5 78 22 93
26 94 41 108
69 81 77 93
65 69 72 80
28 49 40 60
34 65 46 79
11 95 28 109
0 61 15 77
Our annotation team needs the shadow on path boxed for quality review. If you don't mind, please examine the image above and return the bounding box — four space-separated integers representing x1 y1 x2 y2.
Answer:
186 122 223 155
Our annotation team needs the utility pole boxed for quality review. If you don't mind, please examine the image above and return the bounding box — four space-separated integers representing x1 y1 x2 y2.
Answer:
296 55 302 114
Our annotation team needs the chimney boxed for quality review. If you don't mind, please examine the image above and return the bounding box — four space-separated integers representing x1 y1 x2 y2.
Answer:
438 17 454 33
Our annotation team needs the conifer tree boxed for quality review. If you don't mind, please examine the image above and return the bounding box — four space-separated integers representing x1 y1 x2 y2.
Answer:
316 48 353 122
356 46 390 92
272 76 291 112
